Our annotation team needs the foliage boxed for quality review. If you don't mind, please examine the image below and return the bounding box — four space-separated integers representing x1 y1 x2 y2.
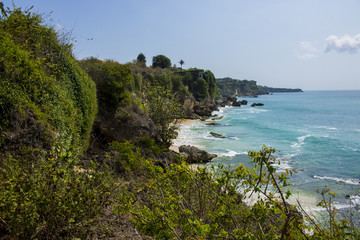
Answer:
136 52 146 67
217 77 261 96
145 80 184 147
112 145 360 239
194 78 209 99
179 59 184 68
0 6 97 154
0 148 116 239
79 57 133 110
152 54 171 69
204 70 217 99
133 73 143 93
138 137 166 155
170 74 190 96
174 69 217 101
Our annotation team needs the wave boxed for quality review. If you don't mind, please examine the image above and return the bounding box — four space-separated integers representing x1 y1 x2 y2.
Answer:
314 126 337 130
229 136 240 140
216 150 245 157
314 175 360 186
291 134 312 149
246 108 269 114
349 195 360 206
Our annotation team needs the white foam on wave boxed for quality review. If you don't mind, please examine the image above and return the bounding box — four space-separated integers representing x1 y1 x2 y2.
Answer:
314 175 360 186
273 160 293 173
216 149 244 157
291 134 312 149
269 153 297 173
247 108 269 114
204 133 226 141
173 122 207 147
349 195 360 206
315 126 337 130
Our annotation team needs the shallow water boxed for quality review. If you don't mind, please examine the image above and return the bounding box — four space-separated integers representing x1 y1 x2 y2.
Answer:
174 91 360 211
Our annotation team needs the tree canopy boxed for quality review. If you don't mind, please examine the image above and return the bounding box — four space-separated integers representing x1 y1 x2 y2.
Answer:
136 52 146 66
152 54 171 69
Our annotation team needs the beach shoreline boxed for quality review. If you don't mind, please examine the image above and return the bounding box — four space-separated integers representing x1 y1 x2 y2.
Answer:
170 119 199 153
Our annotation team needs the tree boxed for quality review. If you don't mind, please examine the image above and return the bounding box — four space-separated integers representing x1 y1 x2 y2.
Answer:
0 2 7 19
152 54 171 69
179 59 184 69
145 81 183 147
137 52 146 67
79 58 133 109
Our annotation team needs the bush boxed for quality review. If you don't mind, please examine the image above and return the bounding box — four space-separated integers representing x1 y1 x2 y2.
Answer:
79 58 133 110
124 145 360 239
0 151 116 239
0 7 97 154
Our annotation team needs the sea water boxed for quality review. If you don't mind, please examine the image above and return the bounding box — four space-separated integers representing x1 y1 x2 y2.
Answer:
173 90 360 212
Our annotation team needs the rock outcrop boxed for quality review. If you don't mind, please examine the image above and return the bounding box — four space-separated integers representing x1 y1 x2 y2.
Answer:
179 145 217 163
92 103 160 150
232 101 241 107
210 132 226 138
193 99 218 118
251 103 264 107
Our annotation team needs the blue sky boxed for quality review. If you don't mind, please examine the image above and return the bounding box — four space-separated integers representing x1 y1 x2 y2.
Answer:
3 0 360 90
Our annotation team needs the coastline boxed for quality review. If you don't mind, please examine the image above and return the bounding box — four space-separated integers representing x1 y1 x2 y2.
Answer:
170 119 199 153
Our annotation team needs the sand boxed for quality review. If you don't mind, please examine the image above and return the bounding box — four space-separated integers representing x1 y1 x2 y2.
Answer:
170 119 199 153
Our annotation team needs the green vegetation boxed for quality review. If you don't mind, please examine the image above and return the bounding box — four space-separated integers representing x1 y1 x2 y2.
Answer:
113 144 360 239
152 54 171 69
0 6 111 239
217 77 261 96
1 4 359 240
78 58 133 110
179 59 185 68
136 52 146 67
175 68 218 100
0 150 115 239
145 80 184 147
0 6 97 154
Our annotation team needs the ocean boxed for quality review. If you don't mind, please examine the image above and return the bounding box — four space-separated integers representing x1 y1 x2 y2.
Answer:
173 90 360 212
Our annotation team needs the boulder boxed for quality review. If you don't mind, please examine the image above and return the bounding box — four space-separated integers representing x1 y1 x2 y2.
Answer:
205 122 221 126
251 103 264 107
210 132 226 138
179 145 217 163
232 101 241 107
193 99 218 118
211 116 223 121
226 95 237 103
240 100 248 105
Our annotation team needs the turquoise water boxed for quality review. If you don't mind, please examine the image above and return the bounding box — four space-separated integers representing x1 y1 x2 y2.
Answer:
174 90 360 210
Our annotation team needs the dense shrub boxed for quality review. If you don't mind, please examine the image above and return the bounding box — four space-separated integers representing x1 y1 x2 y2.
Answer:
0 6 112 239
0 152 116 239
79 58 133 110
0 7 97 154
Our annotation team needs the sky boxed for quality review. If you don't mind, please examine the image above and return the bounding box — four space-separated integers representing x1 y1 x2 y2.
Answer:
2 0 360 90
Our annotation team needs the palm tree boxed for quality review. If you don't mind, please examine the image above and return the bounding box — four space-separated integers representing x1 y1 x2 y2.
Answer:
179 59 184 69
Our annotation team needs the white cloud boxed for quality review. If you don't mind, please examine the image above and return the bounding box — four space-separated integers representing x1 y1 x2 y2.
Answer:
325 34 360 53
297 53 316 60
300 41 317 53
296 41 317 60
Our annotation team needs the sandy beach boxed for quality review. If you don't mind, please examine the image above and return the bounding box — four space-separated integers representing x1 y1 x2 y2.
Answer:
170 119 199 153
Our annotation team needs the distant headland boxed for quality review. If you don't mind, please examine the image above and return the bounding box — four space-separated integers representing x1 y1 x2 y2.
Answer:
216 77 303 97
